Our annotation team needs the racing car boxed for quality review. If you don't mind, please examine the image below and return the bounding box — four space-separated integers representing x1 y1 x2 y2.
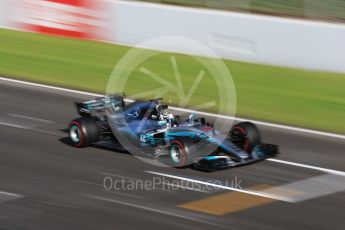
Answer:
68 95 278 171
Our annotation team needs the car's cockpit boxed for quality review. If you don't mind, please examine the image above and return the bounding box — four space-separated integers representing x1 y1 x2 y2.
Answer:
121 99 176 134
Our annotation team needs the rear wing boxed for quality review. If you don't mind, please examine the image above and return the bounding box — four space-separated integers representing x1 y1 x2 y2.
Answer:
75 95 125 117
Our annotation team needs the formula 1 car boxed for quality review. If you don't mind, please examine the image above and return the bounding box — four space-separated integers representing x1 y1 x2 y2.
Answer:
68 95 278 170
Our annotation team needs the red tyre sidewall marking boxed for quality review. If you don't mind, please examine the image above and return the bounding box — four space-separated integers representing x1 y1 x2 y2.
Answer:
232 126 250 152
69 121 84 147
171 140 187 167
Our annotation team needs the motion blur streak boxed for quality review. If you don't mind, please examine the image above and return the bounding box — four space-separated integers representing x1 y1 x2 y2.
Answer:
0 81 344 229
146 171 297 202
1 76 345 140
267 159 345 177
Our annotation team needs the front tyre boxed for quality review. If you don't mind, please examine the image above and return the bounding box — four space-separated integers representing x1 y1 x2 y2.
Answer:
169 139 200 168
229 122 261 153
169 140 187 167
69 117 99 147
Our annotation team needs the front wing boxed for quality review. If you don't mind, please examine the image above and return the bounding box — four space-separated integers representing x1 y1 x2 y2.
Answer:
192 144 279 171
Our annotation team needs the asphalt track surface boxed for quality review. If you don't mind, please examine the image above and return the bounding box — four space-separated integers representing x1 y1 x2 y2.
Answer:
0 80 345 230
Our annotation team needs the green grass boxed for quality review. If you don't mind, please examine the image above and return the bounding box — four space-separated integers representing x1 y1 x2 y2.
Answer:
1 28 345 134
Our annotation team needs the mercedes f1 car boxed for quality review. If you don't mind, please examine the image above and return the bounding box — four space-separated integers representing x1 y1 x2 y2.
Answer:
68 95 278 171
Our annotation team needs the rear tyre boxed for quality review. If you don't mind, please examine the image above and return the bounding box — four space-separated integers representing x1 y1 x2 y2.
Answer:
229 122 261 153
69 117 99 147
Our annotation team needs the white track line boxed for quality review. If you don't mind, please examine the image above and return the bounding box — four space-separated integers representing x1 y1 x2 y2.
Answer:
267 159 345 177
261 174 345 203
0 77 101 97
147 170 345 203
1 76 345 174
145 171 294 202
160 181 211 193
1 76 344 140
37 200 79 210
0 121 28 129
0 191 23 204
168 108 345 141
8 113 53 123
0 191 22 198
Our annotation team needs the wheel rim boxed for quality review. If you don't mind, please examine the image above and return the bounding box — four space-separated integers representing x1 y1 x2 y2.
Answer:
170 145 182 163
70 125 81 143
230 128 249 151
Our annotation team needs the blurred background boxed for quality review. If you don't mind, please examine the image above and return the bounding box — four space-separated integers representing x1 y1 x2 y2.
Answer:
0 0 344 133
0 1 345 230
138 0 345 22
